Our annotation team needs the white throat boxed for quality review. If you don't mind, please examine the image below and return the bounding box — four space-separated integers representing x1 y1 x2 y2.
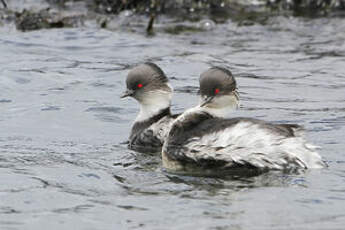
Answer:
135 88 172 122
201 105 236 118
199 94 239 118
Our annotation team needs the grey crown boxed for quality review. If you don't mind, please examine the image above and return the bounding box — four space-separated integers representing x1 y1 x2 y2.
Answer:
126 62 168 92
199 67 237 97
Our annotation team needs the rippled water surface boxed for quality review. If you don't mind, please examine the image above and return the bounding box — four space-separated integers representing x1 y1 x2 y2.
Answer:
1 17 345 229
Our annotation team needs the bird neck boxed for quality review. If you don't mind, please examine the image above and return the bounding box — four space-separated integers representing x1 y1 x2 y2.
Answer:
135 90 172 122
198 94 239 118
200 106 235 118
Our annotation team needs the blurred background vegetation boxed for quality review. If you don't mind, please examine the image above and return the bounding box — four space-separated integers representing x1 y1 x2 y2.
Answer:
1 0 345 32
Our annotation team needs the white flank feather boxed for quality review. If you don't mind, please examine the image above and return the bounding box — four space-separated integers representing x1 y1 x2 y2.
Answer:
166 106 326 170
182 120 325 169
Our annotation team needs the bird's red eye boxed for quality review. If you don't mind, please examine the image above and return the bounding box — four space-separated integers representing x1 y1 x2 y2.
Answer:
214 88 220 94
137 83 143 88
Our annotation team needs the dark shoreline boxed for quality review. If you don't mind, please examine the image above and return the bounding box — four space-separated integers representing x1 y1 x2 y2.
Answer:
1 0 345 32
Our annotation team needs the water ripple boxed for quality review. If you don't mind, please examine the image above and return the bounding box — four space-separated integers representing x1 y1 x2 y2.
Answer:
1 17 345 230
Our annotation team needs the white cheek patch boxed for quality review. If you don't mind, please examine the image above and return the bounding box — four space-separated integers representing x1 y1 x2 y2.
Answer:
135 89 172 122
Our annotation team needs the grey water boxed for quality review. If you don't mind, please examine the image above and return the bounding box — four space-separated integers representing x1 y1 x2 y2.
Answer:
1 16 345 230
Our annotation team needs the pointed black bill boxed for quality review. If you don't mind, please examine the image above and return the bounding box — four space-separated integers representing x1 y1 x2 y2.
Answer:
120 89 134 98
200 96 214 107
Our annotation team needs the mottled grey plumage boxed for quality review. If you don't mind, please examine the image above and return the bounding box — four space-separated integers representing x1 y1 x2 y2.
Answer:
162 67 326 173
122 62 175 153
129 108 178 153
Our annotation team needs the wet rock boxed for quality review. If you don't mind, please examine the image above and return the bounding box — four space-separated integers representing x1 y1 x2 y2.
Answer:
0 8 15 26
164 24 204 34
268 0 345 16
15 9 51 31
15 8 85 31
88 0 345 17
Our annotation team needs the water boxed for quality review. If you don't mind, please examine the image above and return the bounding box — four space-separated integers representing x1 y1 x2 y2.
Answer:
1 16 345 229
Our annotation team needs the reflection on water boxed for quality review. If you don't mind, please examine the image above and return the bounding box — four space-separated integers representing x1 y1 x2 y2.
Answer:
1 16 345 229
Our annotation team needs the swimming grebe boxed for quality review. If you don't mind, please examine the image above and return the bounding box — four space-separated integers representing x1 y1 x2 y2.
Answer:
162 67 326 173
121 63 176 153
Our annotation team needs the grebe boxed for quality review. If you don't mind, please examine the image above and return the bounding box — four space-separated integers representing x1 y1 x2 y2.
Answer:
121 63 176 153
162 67 326 173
